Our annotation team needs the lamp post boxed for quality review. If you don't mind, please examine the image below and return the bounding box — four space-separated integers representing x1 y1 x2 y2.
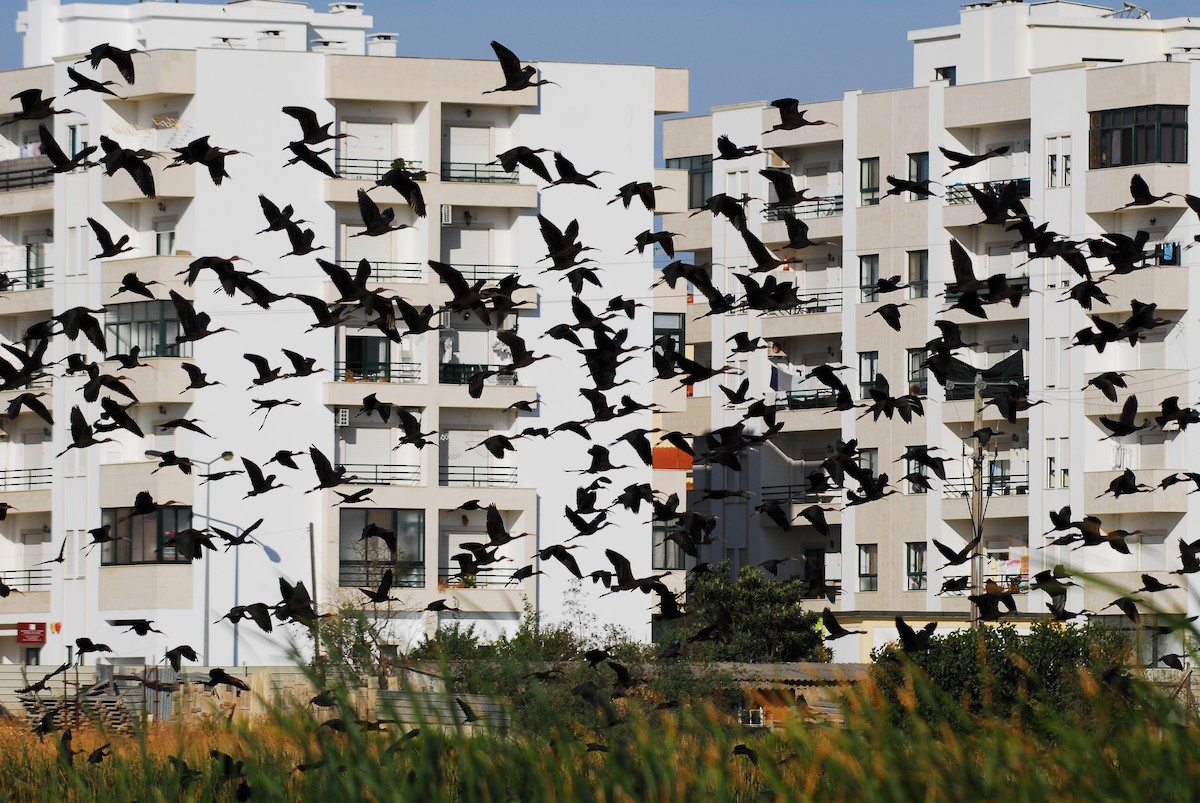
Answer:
232 531 281 666
150 449 233 663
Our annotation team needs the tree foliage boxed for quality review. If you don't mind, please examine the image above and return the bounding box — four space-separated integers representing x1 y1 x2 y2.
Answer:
871 621 1133 730
678 561 831 663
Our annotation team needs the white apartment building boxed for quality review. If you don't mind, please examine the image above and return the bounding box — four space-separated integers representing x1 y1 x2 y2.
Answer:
662 0 1200 661
0 0 688 667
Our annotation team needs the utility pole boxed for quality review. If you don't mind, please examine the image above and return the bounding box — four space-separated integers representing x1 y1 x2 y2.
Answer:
970 377 985 629
309 522 320 665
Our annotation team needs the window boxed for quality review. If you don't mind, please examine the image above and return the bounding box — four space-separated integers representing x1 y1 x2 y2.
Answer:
935 66 957 86
858 544 878 592
859 254 880 301
664 155 713 209
101 506 193 565
652 524 687 571
905 456 928 495
1089 105 1187 169
339 508 425 588
154 220 177 256
1046 442 1057 489
907 152 929 200
907 348 928 395
69 123 90 159
858 351 878 399
906 542 927 590
907 250 928 298
345 334 392 382
653 312 685 353
1047 136 1073 187
103 301 192 358
859 157 880 206
857 448 878 477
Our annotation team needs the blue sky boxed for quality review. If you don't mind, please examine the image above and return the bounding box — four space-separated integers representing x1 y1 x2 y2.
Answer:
3 0 1199 115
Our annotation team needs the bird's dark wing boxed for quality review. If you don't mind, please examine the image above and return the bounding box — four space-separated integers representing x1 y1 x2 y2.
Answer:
86 217 115 251
39 124 69 166
356 187 382 227
489 41 524 84
282 106 320 138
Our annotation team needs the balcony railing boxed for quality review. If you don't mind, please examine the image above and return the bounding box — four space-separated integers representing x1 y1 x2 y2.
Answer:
437 567 512 588
334 157 424 181
781 388 839 410
0 467 52 491
440 162 518 184
340 463 420 486
0 566 51 590
943 276 1029 303
438 262 519 282
335 360 421 384
942 473 1030 498
0 163 53 192
439 363 518 385
0 244 51 289
439 465 518 487
760 484 840 506
802 578 841 600
984 573 1030 594
764 289 843 316
944 376 1029 401
338 559 425 589
763 195 844 220
945 177 1031 206
336 259 423 282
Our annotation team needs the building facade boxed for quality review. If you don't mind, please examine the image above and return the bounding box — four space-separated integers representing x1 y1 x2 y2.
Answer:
0 0 688 666
662 0 1200 661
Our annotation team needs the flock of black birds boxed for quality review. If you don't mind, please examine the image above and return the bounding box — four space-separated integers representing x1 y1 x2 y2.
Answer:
0 34 1196 780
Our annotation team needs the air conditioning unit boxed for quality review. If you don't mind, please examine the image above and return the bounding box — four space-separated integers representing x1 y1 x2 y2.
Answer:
441 204 453 226
335 408 350 427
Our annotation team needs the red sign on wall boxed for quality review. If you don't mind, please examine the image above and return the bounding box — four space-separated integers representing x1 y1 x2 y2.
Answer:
16 622 46 644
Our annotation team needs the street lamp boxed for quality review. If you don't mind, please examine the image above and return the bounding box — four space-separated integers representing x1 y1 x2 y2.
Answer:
149 449 234 662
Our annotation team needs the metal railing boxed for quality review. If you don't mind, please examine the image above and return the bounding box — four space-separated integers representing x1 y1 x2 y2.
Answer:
334 157 424 181
0 566 51 590
943 276 1029 303
438 262 520 282
338 560 425 589
437 567 512 588
335 360 421 384
763 195 844 220
781 388 839 410
763 289 843 316
945 177 1031 205
942 473 1030 498
0 244 51 289
439 465 518 487
441 161 518 184
0 467 52 491
340 463 421 486
0 163 53 192
335 259 423 282
760 484 840 506
944 376 1029 401
439 363 518 385
984 573 1030 594
802 578 841 600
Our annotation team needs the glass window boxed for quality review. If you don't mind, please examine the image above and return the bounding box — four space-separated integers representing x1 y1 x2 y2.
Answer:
858 544 878 592
907 250 928 298
858 351 878 399
859 157 880 206
906 542 927 590
1047 152 1058 188
935 66 957 86
154 220 177 256
907 152 929 200
339 508 425 589
857 447 878 477
859 254 880 301
652 524 686 571
1089 105 1187 168
101 506 193 565
665 155 713 209
653 312 685 352
905 458 928 494
907 348 928 395
103 301 192 358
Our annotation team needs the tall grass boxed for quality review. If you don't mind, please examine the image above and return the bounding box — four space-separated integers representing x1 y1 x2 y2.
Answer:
0 660 1196 802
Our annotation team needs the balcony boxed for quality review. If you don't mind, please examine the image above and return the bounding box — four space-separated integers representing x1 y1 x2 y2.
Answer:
438 262 520 282
763 196 844 221
339 560 424 589
942 473 1030 519
437 566 512 589
1086 468 1189 515
780 387 839 410
336 259 423 283
335 157 424 181
1086 163 1187 214
0 467 52 491
945 376 1031 402
439 363 518 385
439 465 517 487
760 290 844 338
335 360 421 384
761 483 840 507
983 573 1029 595
0 162 52 193
441 162 518 184
943 178 1030 228
942 473 1030 498
342 463 420 486
101 160 196 204
0 565 51 591
101 49 195 99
